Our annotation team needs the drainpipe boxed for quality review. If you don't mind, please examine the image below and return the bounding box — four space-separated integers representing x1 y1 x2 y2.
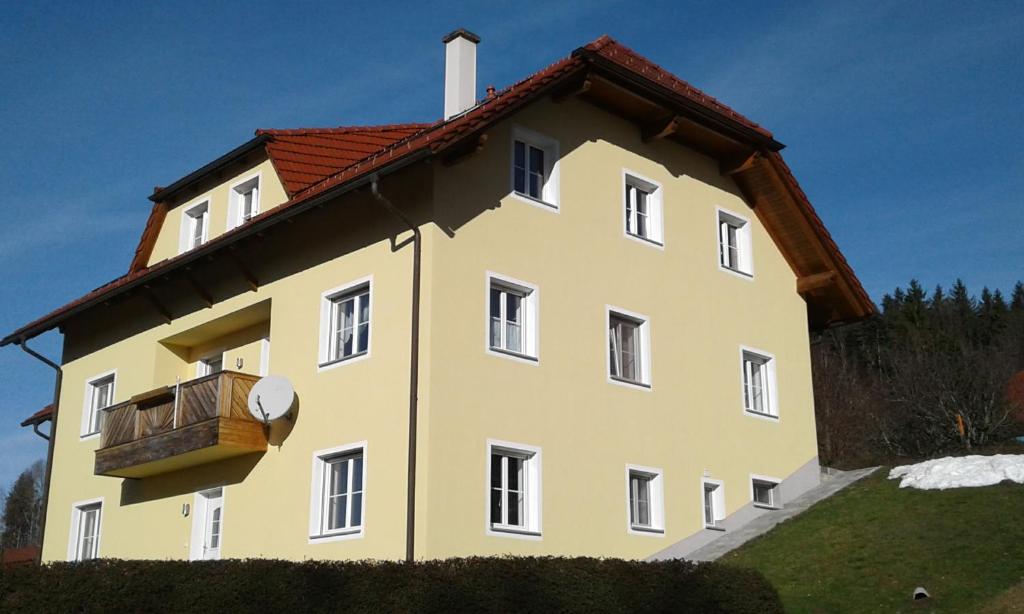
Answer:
18 337 63 565
370 176 421 563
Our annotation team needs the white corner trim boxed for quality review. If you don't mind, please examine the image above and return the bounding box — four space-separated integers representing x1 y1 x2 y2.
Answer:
67 497 104 561
509 124 561 213
738 345 780 422
621 168 665 249
80 368 117 440
715 205 755 280
625 463 666 537
308 440 367 544
316 275 374 373
485 438 543 540
604 304 653 391
259 336 271 377
484 270 541 366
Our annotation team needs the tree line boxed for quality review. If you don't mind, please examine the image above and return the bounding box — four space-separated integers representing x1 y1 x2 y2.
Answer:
813 280 1024 467
1 460 44 553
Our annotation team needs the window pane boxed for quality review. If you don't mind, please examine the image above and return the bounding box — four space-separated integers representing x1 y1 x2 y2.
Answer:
529 146 544 174
704 486 715 525
490 454 502 488
513 142 526 194
609 323 620 377
506 456 521 491
352 456 364 492
754 483 773 506
330 459 349 497
490 488 502 524
357 323 370 353
528 173 541 198
358 292 370 323
328 494 347 530
619 321 637 381
350 492 363 527
506 490 522 526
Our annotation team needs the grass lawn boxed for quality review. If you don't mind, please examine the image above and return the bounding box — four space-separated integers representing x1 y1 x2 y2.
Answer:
721 469 1024 613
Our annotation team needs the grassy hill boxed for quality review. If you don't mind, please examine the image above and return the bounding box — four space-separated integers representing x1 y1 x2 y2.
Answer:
721 469 1024 613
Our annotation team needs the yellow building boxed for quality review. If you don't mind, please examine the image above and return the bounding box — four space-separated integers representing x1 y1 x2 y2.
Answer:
6 32 873 563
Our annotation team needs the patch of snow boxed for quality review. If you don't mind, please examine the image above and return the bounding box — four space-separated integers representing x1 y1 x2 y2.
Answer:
888 455 1024 490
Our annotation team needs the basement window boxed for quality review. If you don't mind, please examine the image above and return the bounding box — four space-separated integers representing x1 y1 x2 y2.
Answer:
511 126 559 210
751 478 780 509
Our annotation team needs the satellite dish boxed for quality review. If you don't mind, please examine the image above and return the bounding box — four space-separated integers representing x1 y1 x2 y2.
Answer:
247 376 295 423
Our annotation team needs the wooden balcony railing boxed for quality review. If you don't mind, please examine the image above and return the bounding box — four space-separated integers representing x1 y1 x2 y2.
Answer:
94 371 268 478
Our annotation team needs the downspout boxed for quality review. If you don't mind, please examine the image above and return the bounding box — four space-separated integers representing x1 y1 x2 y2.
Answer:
370 175 421 563
18 337 63 565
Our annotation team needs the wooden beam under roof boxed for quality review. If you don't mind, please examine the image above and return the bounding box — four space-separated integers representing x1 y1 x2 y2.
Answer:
797 271 838 295
642 115 682 142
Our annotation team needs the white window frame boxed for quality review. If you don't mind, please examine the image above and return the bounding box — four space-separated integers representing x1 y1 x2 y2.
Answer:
740 346 779 421
510 125 560 212
67 497 103 561
485 439 542 539
625 464 665 535
716 206 754 279
179 199 210 253
317 276 373 372
485 272 540 364
750 474 782 510
227 172 261 230
605 305 652 390
701 478 726 529
196 351 225 378
189 486 225 560
622 170 664 247
308 441 367 543
81 369 116 440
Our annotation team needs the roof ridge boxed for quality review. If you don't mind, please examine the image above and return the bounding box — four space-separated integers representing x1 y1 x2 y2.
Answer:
257 122 434 136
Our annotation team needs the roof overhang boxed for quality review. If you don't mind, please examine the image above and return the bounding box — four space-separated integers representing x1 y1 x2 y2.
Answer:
148 134 270 203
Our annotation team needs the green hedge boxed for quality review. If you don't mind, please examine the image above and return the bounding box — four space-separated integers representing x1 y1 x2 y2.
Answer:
0 556 781 613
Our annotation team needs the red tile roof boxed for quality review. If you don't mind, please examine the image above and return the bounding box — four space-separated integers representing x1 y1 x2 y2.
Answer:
0 35 872 347
260 123 435 196
20 404 53 427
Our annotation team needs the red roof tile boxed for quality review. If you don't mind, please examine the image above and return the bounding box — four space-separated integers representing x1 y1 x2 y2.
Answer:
20 404 53 427
1 35 872 346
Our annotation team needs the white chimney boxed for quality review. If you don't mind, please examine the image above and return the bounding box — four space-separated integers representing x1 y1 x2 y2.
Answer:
443 29 480 120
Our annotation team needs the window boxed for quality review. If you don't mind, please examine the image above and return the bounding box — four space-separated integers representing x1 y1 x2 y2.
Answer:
741 348 778 418
702 480 725 529
198 354 223 377
69 500 102 561
82 372 115 438
623 172 663 245
751 477 780 509
319 278 372 369
487 274 538 361
626 465 664 534
510 127 559 210
717 208 753 276
229 175 260 229
309 443 366 542
487 440 542 536
607 308 651 388
180 201 209 252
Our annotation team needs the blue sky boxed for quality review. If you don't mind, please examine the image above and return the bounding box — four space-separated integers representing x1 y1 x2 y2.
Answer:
0 1 1021 492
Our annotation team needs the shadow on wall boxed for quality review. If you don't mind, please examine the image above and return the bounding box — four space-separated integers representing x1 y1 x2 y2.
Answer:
119 452 263 506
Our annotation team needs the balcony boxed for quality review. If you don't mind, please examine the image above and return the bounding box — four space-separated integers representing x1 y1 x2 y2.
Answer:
94 371 267 478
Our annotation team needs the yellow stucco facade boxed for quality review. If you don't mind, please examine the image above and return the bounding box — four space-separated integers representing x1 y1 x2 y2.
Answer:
43 96 822 563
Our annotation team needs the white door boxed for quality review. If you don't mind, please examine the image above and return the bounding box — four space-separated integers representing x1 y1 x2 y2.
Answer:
200 488 223 560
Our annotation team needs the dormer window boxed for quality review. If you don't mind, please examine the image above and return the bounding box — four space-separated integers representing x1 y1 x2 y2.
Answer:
229 175 260 229
181 202 209 252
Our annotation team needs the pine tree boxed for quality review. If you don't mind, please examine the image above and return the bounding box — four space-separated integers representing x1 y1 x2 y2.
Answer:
1 462 43 549
1011 281 1024 312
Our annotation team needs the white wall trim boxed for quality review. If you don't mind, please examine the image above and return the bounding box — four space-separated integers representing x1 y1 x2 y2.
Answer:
625 463 665 536
485 438 543 540
605 304 653 391
484 271 540 366
317 275 374 373
715 205 754 280
621 168 665 249
308 440 367 544
80 368 117 440
509 124 560 213
738 345 780 422
67 497 104 561
259 336 271 377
